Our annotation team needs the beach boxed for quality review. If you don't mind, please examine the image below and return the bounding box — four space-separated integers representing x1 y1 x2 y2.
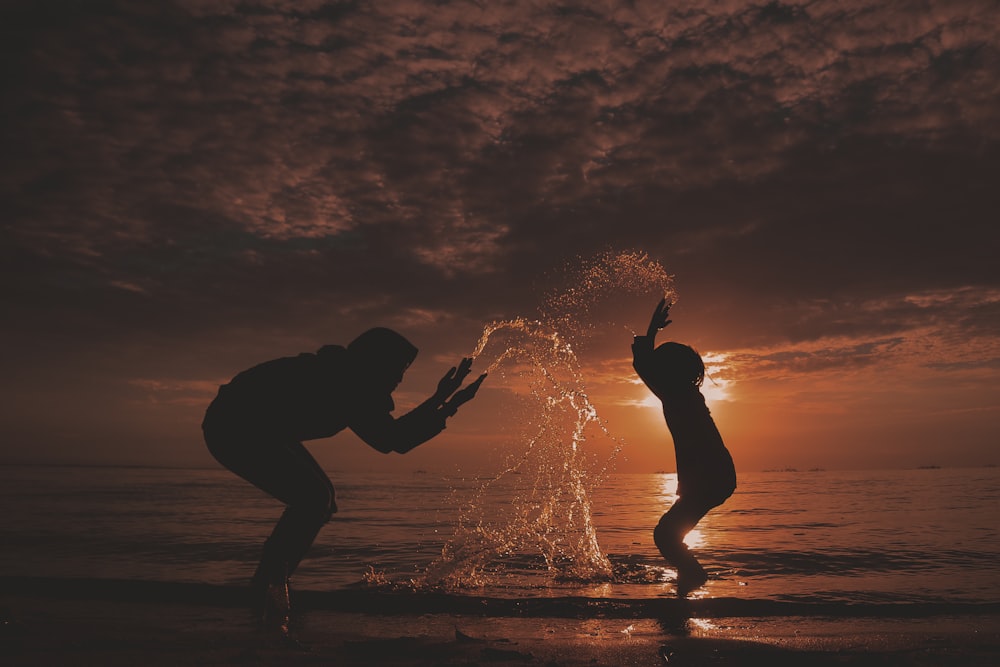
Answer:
3 578 999 666
3 466 998 665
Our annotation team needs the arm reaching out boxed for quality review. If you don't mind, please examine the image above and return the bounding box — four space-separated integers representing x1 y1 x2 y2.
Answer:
434 357 474 401
430 356 486 418
351 358 487 454
441 372 487 417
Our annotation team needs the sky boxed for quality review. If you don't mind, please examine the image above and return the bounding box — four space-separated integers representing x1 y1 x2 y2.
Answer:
2 0 998 475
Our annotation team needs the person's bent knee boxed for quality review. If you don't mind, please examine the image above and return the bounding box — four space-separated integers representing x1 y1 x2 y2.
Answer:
314 483 337 520
653 521 683 554
287 473 338 521
289 501 335 527
302 486 337 522
325 482 338 518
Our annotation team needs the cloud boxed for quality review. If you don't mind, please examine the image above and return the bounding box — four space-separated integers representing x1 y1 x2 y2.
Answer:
5 1 1000 472
3 0 998 376
127 378 223 407
8 0 996 267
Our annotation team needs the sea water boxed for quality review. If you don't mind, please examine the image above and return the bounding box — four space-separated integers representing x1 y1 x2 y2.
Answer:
419 250 677 589
4 251 997 614
1 464 998 609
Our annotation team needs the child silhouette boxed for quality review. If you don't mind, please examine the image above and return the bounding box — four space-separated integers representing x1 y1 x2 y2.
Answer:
632 299 736 596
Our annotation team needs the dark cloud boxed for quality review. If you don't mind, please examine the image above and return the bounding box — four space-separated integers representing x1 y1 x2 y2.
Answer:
728 336 907 378
2 0 998 467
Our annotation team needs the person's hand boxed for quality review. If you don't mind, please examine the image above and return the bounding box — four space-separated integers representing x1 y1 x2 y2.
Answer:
436 357 474 400
447 373 487 411
646 297 673 337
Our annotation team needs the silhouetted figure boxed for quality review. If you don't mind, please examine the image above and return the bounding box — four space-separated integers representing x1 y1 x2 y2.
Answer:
202 327 486 639
632 299 736 597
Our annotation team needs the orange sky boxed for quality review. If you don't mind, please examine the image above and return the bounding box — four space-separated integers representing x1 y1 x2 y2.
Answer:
2 1 999 473
37 281 991 476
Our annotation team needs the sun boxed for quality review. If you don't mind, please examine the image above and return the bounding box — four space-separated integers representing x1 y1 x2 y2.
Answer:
633 351 733 407
700 353 732 403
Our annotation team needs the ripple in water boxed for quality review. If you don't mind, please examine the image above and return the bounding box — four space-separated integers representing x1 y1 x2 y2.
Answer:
421 250 676 591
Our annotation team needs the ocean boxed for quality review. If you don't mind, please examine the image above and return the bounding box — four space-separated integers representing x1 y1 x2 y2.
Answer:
2 464 997 617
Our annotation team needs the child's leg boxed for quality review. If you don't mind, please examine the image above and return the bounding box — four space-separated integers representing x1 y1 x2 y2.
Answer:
653 497 713 595
653 496 710 556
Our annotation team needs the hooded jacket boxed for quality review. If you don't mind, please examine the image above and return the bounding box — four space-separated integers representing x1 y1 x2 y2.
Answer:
203 329 447 454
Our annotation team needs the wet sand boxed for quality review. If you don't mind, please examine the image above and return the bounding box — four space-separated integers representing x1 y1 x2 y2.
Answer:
2 582 999 666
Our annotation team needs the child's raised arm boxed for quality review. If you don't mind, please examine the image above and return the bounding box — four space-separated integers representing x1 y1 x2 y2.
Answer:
632 298 673 397
645 297 673 339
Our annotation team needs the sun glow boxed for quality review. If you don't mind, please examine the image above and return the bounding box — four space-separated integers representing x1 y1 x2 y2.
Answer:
638 392 662 410
683 526 705 549
631 350 733 408
701 352 732 403
656 475 705 548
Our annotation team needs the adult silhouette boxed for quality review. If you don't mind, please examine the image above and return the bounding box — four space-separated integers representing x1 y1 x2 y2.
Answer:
202 327 486 636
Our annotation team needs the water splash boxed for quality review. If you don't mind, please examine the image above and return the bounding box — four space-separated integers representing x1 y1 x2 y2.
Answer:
424 250 676 590
539 250 678 346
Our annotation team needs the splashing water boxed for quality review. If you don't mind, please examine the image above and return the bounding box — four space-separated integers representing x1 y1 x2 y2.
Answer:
539 250 679 346
423 251 676 591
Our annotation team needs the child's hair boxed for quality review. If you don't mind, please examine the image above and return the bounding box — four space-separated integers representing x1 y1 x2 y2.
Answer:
652 342 705 388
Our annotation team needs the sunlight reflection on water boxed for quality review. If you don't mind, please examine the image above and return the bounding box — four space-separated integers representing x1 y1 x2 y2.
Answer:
421 251 676 589
0 466 998 605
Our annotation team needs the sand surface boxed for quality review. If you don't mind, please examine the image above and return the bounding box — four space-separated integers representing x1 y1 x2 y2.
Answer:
2 588 999 666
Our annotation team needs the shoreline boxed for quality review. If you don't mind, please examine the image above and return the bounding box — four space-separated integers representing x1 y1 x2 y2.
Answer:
3 577 999 666
3 576 999 619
